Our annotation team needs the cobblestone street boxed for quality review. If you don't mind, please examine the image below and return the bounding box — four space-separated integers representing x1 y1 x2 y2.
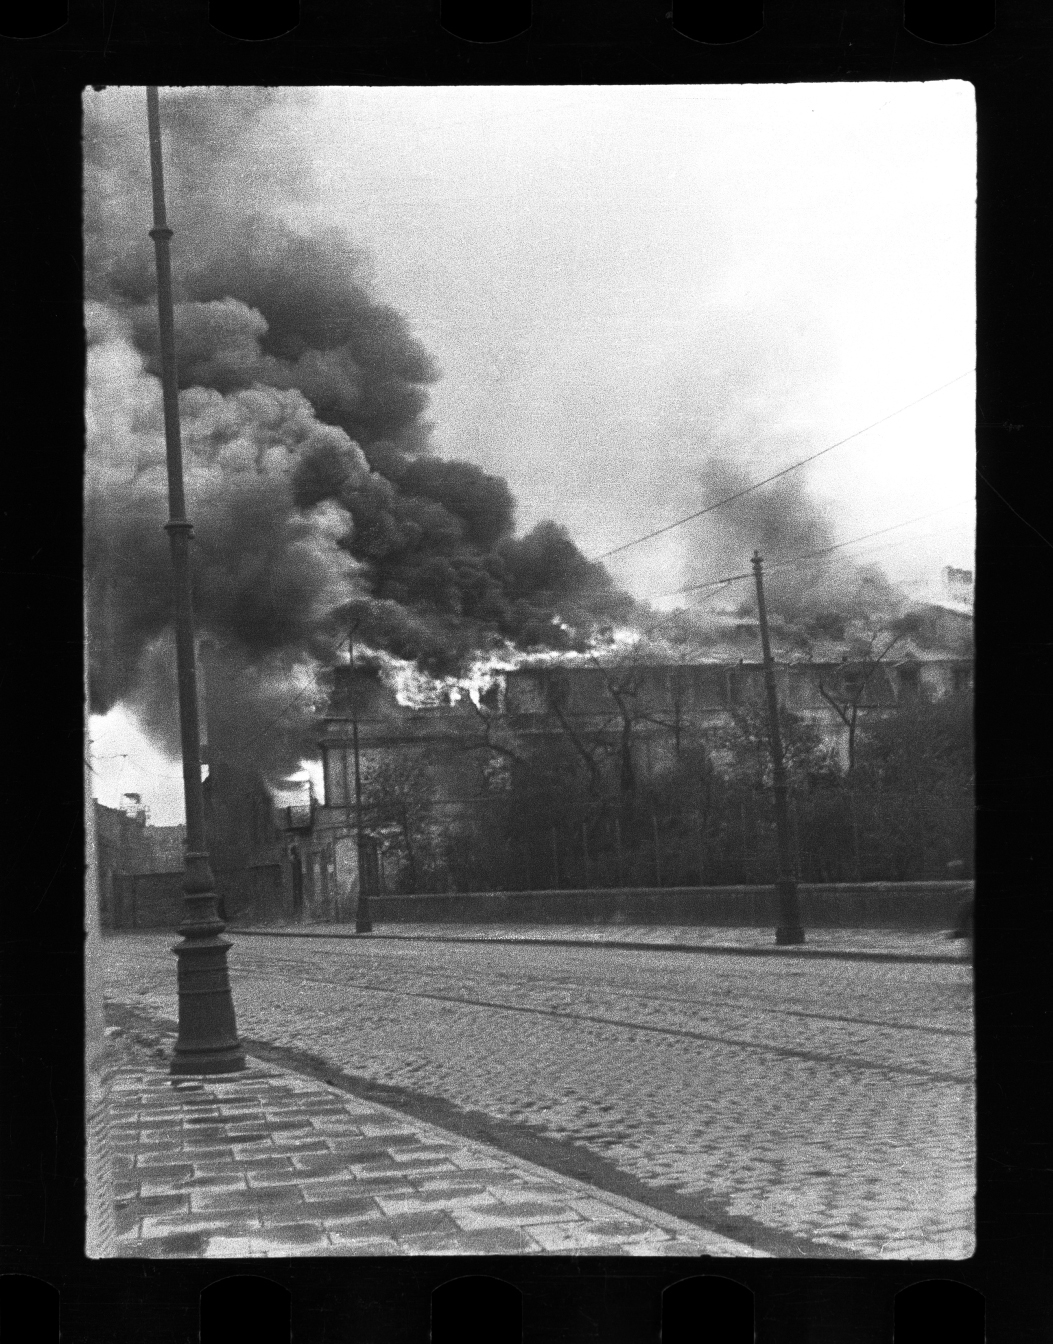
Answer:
103 931 974 1259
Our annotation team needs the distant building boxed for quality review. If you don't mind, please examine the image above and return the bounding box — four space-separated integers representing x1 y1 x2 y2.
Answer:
311 622 973 881
94 797 185 928
249 600 976 910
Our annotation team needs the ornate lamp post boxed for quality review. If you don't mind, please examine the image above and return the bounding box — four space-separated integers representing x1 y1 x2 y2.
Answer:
146 87 246 1073
751 551 806 946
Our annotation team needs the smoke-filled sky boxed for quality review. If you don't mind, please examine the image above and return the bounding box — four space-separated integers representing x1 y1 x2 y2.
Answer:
87 83 975 824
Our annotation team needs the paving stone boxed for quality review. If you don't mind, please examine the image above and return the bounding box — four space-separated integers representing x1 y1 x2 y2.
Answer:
415 1178 490 1196
491 1183 572 1203
140 1212 262 1237
340 1175 418 1194
133 1137 184 1153
316 1201 387 1227
374 1190 497 1214
201 1236 260 1257
233 1153 293 1171
190 1185 305 1214
401 1227 536 1254
252 1222 329 1246
385 1160 459 1175
325 1139 396 1159
133 1158 196 1178
298 1177 369 1201
378 1209 462 1238
182 1140 238 1155
131 1193 190 1216
289 1152 354 1174
502 1199 590 1221
453 1205 581 1231
231 1142 278 1158
270 1137 331 1153
623 1236 678 1256
138 1177 199 1197
122 1232 209 1258
293 1194 383 1220
326 1232 401 1252
340 1161 421 1180
526 1222 634 1252
180 1174 248 1192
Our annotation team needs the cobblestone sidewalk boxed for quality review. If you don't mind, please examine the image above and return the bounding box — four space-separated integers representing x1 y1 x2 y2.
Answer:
108 1040 764 1259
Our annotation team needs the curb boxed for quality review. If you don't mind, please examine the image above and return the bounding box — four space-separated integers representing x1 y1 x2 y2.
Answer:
227 927 965 966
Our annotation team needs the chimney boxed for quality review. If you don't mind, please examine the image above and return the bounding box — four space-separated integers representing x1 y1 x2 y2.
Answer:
121 792 143 818
942 566 973 606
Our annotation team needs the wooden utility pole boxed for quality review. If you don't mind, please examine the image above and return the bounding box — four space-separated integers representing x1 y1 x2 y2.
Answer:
348 626 373 933
751 551 805 945
146 87 246 1072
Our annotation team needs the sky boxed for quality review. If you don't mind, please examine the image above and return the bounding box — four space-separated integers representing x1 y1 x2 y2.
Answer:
87 82 976 824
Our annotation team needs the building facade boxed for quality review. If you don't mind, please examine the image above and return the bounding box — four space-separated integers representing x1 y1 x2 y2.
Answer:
316 647 974 823
95 797 186 928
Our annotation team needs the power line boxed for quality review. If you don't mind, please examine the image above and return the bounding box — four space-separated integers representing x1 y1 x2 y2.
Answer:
591 369 975 562
626 515 970 646
668 504 971 598
773 521 968 574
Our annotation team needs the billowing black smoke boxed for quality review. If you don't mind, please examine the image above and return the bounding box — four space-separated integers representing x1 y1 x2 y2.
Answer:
85 88 635 780
690 456 907 648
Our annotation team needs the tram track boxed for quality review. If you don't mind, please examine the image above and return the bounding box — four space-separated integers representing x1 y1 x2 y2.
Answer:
233 941 972 1040
229 924 964 966
229 955 973 1085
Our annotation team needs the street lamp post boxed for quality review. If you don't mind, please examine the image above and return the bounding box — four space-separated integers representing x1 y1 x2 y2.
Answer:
145 87 246 1073
348 626 373 934
751 551 806 946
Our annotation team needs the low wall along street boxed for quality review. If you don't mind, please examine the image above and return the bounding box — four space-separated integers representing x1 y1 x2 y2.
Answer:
110 863 291 930
103 876 974 932
366 882 975 931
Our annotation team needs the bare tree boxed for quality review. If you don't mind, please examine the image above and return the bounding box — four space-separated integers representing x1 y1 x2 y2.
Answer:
364 754 438 892
817 624 914 771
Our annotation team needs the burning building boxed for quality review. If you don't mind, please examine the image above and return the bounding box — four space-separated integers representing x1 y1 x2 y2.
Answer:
306 593 973 899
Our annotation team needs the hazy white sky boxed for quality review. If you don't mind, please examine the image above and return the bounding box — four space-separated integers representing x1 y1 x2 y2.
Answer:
89 82 976 823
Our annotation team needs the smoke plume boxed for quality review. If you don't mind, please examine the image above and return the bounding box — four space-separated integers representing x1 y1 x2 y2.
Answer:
85 88 634 781
643 319 912 654
694 456 907 647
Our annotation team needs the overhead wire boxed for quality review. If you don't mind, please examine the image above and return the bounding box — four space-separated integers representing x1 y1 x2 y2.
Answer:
591 369 975 562
668 503 972 598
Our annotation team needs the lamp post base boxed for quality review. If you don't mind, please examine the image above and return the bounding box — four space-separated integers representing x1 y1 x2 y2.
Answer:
774 879 806 946
355 917 373 934
170 930 246 1076
171 1045 248 1076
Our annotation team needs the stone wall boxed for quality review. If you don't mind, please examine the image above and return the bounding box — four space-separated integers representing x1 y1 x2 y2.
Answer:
111 864 292 929
365 881 975 930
